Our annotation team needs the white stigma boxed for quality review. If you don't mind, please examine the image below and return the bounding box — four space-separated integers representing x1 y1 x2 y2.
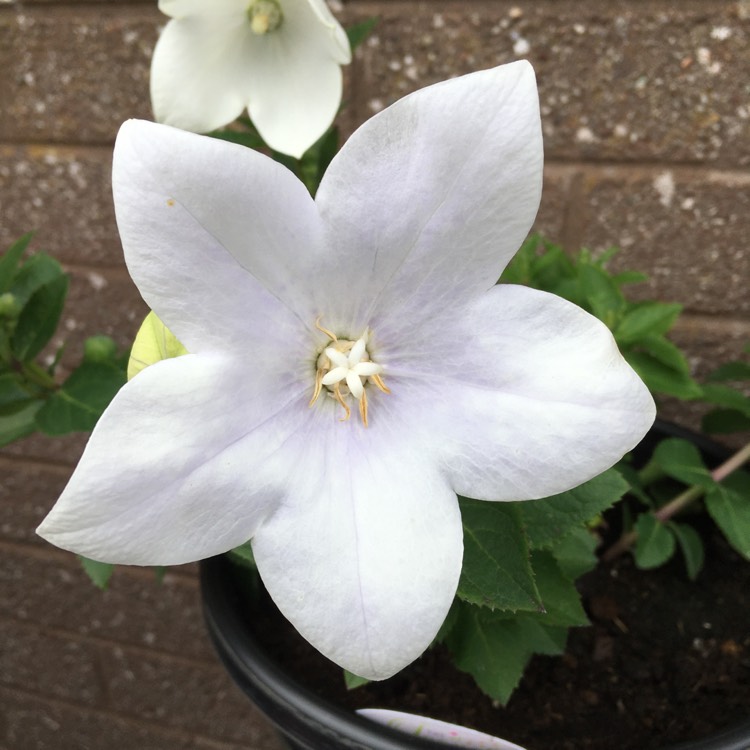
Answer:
321 338 383 400
309 320 391 427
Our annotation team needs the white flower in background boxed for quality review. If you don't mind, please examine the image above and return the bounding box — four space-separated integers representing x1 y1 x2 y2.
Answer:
150 0 352 157
38 62 655 681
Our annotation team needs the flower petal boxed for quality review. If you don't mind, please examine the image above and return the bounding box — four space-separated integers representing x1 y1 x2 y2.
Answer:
244 0 350 157
113 120 324 354
251 411 463 680
150 15 252 134
418 285 655 500
314 61 543 335
37 354 310 565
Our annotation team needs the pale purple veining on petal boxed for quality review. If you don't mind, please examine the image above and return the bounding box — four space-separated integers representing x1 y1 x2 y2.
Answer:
38 62 655 680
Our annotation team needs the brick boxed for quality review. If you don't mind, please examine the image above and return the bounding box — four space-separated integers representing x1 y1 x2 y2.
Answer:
346 1 750 167
534 165 578 245
0 6 159 144
47 266 146 373
0 686 283 750
0 619 102 706
578 167 750 316
0 432 88 466
0 146 121 267
101 644 276 746
2 548 213 661
0 462 70 545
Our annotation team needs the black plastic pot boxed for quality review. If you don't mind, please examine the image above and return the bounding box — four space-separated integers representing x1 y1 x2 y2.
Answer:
200 420 750 750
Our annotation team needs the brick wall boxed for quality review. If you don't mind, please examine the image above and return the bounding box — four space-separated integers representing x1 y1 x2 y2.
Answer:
1 2 748 748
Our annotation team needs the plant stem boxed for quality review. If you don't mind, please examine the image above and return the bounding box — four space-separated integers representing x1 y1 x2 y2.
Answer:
602 440 750 562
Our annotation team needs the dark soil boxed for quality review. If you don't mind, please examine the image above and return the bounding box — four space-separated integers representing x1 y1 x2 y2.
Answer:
250 526 750 750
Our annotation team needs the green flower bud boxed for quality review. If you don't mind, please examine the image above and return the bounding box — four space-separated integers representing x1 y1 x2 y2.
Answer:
84 335 118 364
127 311 188 381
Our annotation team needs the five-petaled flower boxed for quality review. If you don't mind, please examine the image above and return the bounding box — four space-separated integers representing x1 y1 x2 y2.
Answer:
38 62 655 681
150 0 351 157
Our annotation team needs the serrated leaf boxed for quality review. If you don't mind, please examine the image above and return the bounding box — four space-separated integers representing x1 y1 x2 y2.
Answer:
11 273 68 360
445 603 534 704
457 499 541 612
624 351 702 398
0 233 33 292
702 408 750 435
527 551 589 627
652 438 714 488
668 522 704 580
705 480 750 561
633 514 676 569
78 556 115 589
700 383 750 417
520 469 628 549
708 361 750 382
0 399 42 446
346 17 378 50
549 527 599 580
35 361 125 434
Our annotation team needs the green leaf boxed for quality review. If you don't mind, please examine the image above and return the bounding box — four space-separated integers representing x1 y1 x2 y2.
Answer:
78 556 115 589
227 541 256 569
11 273 68 360
343 670 370 690
651 438 714 488
624 350 702 399
611 270 649 286
0 233 33 292
579 264 626 328
526 551 589 627
637 333 691 374
705 478 750 561
702 408 750 435
9 253 64 309
549 527 599 580
457 499 541 613
668 522 704 580
633 514 676 569
614 302 682 345
346 17 378 50
700 383 750 417
35 361 125 434
445 604 535 704
0 373 31 408
0 399 42 446
208 128 266 150
708 361 750 382
519 469 628 549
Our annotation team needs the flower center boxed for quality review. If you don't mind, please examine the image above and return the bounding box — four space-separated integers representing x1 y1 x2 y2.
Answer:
246 0 283 34
309 318 390 427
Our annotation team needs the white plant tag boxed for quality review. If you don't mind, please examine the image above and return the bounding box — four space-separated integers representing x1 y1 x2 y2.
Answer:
357 708 527 749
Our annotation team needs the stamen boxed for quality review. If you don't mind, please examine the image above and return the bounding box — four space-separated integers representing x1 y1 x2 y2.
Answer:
333 384 351 421
308 317 388 426
315 316 338 341
372 373 391 394
359 389 369 427
308 368 323 407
